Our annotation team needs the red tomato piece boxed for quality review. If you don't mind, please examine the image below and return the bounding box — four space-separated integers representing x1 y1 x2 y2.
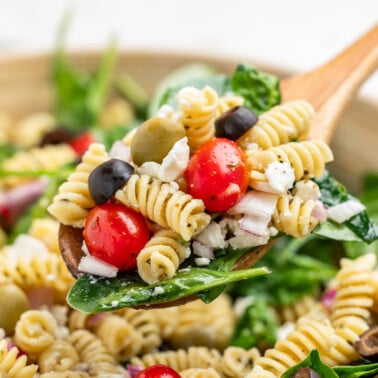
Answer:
135 364 181 378
185 137 249 212
83 203 150 271
69 131 95 156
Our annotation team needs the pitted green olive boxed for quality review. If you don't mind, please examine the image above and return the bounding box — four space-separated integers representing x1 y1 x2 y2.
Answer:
0 283 29 335
130 117 186 166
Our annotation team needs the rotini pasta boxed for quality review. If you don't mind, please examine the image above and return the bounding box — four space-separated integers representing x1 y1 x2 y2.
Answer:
217 92 244 116
48 143 110 228
14 310 57 360
247 140 333 182
130 346 222 372
0 339 38 378
277 295 318 323
115 174 211 241
39 372 90 378
271 195 320 237
238 100 314 150
137 229 189 284
176 86 219 153
37 340 79 373
28 217 60 254
67 329 121 376
180 368 221 378
219 346 259 378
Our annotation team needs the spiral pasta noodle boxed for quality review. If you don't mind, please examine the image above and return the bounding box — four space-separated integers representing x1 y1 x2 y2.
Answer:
277 295 318 323
1 144 76 188
39 372 90 378
238 100 314 150
0 237 74 299
94 314 143 361
130 347 222 372
120 308 161 354
37 340 79 373
14 310 57 359
271 195 319 237
247 140 333 183
115 174 211 241
137 229 189 284
219 346 259 378
28 217 60 254
180 368 221 378
177 86 219 153
149 307 179 339
48 143 110 228
0 339 38 378
169 294 235 350
217 92 244 116
67 329 120 376
250 318 337 377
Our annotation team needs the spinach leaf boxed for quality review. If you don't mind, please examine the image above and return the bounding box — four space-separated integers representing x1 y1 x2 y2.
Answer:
334 362 378 377
230 296 278 350
67 266 269 314
282 350 338 377
53 18 117 132
315 172 378 243
230 64 281 114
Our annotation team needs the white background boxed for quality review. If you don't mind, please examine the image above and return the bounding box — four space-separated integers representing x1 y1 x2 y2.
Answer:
0 0 377 100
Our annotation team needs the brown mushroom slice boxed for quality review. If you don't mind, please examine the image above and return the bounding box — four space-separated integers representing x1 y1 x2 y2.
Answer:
290 367 321 378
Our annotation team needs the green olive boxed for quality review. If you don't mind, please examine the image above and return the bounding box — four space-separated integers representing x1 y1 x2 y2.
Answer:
130 117 186 166
0 283 29 335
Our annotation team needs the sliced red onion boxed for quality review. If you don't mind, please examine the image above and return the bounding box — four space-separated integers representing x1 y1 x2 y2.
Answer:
109 140 131 162
239 214 270 237
327 200 366 223
321 288 337 311
228 191 278 218
0 178 47 229
312 201 328 222
128 364 143 378
192 240 214 259
78 255 118 278
86 313 107 327
6 340 26 357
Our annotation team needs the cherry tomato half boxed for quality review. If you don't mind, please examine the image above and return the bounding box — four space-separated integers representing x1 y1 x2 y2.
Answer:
185 137 249 212
69 131 95 156
135 364 180 378
83 202 150 270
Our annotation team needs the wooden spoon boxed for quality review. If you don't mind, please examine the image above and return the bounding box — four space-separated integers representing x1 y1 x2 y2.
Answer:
60 24 378 307
233 23 378 271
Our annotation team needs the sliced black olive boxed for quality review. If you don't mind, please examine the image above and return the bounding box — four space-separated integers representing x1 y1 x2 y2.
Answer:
290 367 321 378
88 159 134 204
39 127 73 147
354 325 378 361
215 106 258 140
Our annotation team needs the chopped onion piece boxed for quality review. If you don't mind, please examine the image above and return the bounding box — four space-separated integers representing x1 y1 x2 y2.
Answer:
327 199 365 223
192 240 214 259
127 364 143 378
228 191 278 218
109 140 131 162
78 255 118 278
312 201 328 222
239 214 271 237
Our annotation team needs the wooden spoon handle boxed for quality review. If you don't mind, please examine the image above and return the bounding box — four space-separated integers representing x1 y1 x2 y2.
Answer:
281 24 378 143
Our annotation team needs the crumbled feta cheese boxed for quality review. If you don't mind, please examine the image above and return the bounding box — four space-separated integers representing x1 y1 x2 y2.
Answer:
265 162 295 194
276 322 296 340
176 87 205 107
152 286 165 295
293 180 321 201
137 137 190 182
194 257 211 266
194 221 226 249
0 328 5 339
327 199 366 223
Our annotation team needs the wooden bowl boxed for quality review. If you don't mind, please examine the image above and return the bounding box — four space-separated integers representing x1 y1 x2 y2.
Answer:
0 50 376 192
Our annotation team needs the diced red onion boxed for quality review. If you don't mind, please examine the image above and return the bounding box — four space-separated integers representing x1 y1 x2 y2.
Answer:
239 214 270 237
312 201 328 222
327 200 366 223
127 364 143 378
228 191 278 218
6 340 26 357
78 255 118 278
86 313 107 327
321 288 337 311
109 140 131 162
192 240 214 259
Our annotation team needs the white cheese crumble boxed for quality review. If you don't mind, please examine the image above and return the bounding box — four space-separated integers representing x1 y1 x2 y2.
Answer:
137 137 190 182
276 321 296 340
293 179 321 201
327 199 366 223
194 257 211 266
152 286 165 295
265 161 295 194
194 221 226 249
78 255 119 278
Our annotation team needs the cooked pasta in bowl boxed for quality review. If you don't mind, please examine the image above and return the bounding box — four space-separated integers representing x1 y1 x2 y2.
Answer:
0 46 377 378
